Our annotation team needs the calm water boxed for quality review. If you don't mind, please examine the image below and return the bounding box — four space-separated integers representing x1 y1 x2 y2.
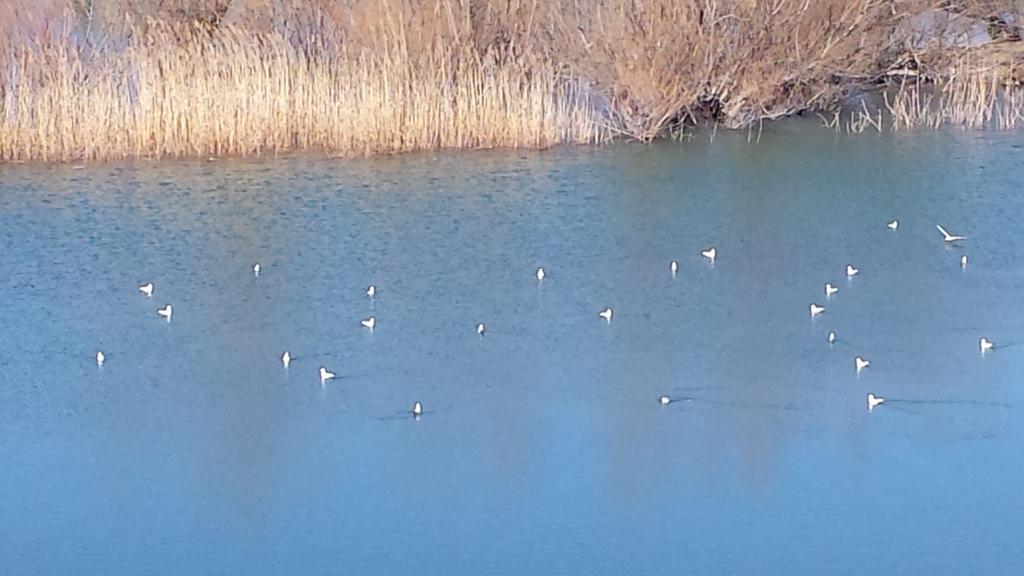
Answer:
2 124 1024 574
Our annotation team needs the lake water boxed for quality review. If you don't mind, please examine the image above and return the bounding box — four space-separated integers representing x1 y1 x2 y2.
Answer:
2 123 1024 574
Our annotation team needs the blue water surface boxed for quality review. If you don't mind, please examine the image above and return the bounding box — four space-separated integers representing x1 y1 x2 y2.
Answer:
2 124 1023 575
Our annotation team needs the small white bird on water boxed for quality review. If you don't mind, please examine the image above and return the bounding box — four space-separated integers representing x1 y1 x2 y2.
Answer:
980 337 994 353
702 247 717 263
936 224 966 243
670 260 679 276
477 322 486 336
138 282 154 297
810 303 826 317
366 285 376 299
598 307 613 323
887 220 899 230
281 351 291 368
828 331 837 344
659 395 671 406
867 393 885 411
961 255 968 268
95 351 105 366
361 316 376 330
855 356 870 374
253 263 261 277
412 401 423 418
319 367 335 383
536 267 546 281
846 265 859 277
157 305 173 321
825 283 839 297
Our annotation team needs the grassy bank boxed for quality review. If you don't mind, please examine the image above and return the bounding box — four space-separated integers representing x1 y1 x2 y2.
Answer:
1 1 1023 161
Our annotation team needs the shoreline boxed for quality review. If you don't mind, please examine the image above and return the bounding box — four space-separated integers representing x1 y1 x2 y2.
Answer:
2 1 1023 162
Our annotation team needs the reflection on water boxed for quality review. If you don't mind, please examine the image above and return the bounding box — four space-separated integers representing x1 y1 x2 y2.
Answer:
2 123 1024 574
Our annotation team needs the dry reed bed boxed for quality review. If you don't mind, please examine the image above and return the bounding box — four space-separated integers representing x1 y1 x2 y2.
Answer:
828 48 1024 133
0 19 608 161
882 48 1024 131
1 1 1023 161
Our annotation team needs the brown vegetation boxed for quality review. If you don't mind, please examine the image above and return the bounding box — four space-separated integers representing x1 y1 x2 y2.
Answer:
1 1 1023 161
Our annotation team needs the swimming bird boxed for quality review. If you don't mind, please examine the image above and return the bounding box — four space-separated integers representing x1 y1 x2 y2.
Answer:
887 220 899 230
477 322 486 336
95 351 105 367
828 331 837 344
598 307 613 323
810 303 826 317
366 285 376 299
319 367 335 383
855 356 870 374
702 247 717 263
412 401 423 418
138 282 154 297
157 305 173 321
361 316 376 330
536 267 546 281
980 337 994 352
867 393 885 411
281 351 291 369
936 224 966 243
825 283 839 297
846 265 859 277
961 255 968 268
659 395 671 406
253 263 261 277
670 260 679 276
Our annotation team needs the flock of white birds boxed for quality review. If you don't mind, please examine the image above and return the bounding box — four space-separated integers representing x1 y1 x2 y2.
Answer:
800 221 979 413
92 221 980 419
